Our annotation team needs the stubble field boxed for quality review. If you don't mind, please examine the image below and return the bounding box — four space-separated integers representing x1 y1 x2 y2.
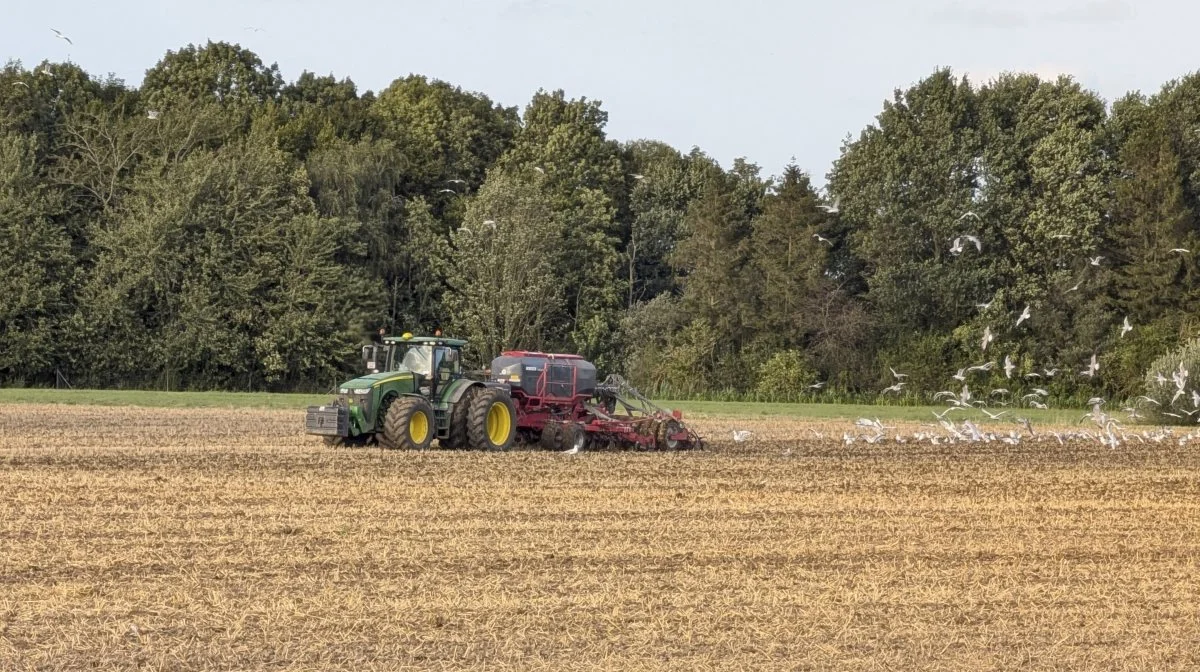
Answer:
2 403 1200 670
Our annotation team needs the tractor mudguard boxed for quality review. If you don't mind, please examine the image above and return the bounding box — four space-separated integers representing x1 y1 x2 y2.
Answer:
442 378 509 404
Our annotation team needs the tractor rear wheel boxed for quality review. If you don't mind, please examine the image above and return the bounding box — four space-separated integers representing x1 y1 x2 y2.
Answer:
441 385 479 449
467 388 517 451
381 396 436 450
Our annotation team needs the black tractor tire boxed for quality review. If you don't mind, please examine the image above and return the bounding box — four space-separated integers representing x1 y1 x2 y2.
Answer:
540 422 563 451
466 387 518 451
564 422 589 453
441 385 479 449
381 396 436 451
656 418 685 450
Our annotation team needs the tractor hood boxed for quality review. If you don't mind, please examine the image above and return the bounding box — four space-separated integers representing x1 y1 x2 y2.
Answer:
338 371 415 392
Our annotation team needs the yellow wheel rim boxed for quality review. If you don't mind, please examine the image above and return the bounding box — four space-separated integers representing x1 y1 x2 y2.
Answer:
409 410 429 444
486 401 511 445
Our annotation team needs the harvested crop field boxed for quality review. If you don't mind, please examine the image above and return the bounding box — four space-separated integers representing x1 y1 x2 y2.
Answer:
3 403 1200 670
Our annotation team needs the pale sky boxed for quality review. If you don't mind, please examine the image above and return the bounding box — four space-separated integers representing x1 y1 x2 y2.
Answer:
4 0 1198 185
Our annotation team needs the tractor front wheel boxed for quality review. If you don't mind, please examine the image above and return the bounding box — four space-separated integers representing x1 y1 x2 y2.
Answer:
381 396 436 451
467 388 517 451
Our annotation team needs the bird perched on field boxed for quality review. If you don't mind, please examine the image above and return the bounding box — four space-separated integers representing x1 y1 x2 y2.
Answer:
731 430 753 443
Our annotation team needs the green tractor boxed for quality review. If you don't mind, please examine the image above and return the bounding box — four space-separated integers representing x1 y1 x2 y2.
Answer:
304 332 518 450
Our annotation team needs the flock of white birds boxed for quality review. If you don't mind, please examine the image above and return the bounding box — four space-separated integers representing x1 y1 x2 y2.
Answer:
731 210 1200 449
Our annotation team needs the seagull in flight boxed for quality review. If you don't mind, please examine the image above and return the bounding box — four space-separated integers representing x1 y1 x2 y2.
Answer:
437 188 457 194
446 178 467 185
1089 255 1103 266
1015 304 1031 328
813 233 833 246
51 28 72 45
1003 354 1015 379
1120 316 1132 338
957 211 981 222
890 367 908 380
976 297 995 311
818 198 840 214
1081 353 1099 377
244 26 267 32
1170 248 1190 254
13 81 29 89
981 326 994 351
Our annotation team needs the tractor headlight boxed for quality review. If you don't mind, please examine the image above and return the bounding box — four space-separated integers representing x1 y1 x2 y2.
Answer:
353 388 371 395
339 388 349 394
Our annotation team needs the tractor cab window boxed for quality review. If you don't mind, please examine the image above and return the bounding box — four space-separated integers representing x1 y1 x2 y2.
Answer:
395 345 434 378
433 347 460 382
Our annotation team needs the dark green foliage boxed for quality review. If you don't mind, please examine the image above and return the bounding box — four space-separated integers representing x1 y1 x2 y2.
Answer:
6 44 1200 403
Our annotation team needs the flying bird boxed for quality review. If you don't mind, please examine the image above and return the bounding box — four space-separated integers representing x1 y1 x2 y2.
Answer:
1003 354 1015 379
1170 248 1190 254
51 28 72 45
1089 255 1103 266
813 233 833 246
981 326 994 351
818 199 840 214
976 297 995 311
1081 353 1099 377
244 26 266 32
12 81 29 88
956 211 981 222
446 179 467 185
1120 316 1132 338
890 367 908 380
1015 304 1031 328
631 173 644 180
146 110 159 120
882 382 905 394
437 188 457 194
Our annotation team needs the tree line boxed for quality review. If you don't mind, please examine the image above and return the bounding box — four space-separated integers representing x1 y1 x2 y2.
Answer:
4 41 1200 404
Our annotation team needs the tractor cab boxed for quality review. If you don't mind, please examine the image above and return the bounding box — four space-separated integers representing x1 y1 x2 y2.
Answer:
362 335 463 383
382 336 464 396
